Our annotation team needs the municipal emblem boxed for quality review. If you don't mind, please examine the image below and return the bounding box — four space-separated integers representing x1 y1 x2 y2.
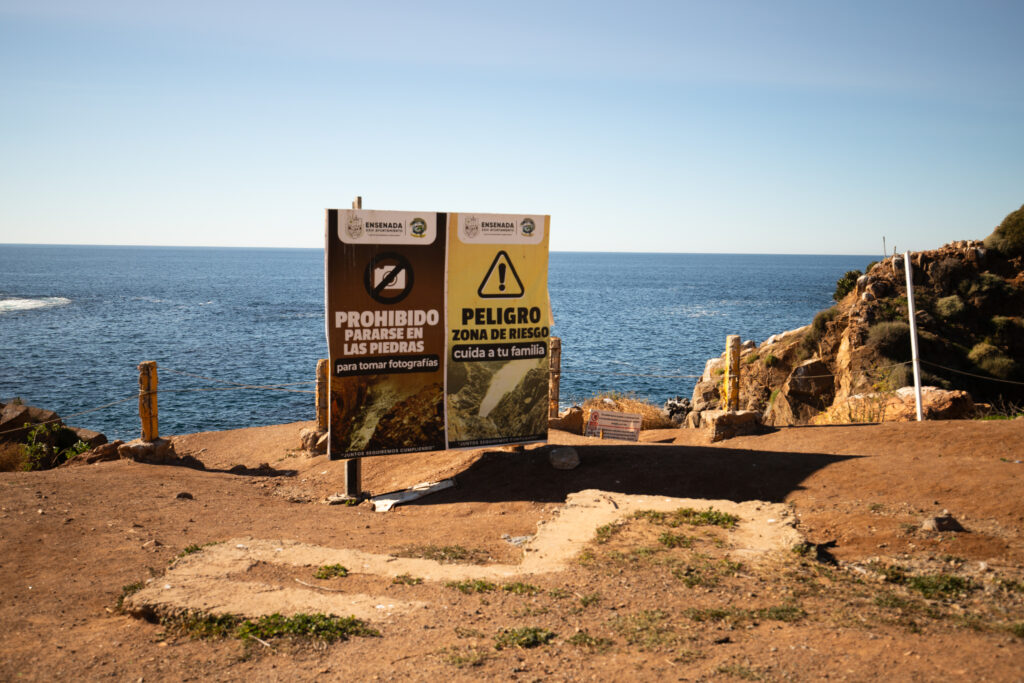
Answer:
346 214 364 240
520 217 535 236
464 215 479 239
410 217 427 238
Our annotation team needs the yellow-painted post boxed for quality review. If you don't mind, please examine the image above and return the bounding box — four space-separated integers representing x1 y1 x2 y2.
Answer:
316 359 329 432
725 335 741 411
138 361 158 441
548 336 562 418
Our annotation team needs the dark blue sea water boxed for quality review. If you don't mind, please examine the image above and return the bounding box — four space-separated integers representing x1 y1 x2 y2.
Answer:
1 245 873 440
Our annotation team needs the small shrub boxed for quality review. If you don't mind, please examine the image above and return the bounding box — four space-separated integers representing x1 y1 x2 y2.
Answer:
494 627 555 650
935 295 965 320
594 523 621 544
968 343 1016 379
395 545 489 564
446 579 496 594
867 321 911 361
579 592 601 607
502 582 541 595
658 532 694 549
20 423 87 471
834 270 862 301
905 574 971 599
762 353 779 368
984 203 1024 257
801 306 839 355
116 582 144 612
931 258 965 293
567 630 613 651
440 645 491 668
392 573 423 586
236 613 379 642
313 564 349 579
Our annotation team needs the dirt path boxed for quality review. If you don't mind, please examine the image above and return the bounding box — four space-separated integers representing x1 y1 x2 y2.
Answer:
1 419 1021 680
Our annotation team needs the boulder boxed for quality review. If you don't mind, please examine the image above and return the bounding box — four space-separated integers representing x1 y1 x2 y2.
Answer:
701 410 763 442
70 427 107 449
117 438 205 469
685 410 702 429
548 447 580 470
810 386 974 424
62 440 124 466
662 396 691 424
921 509 965 532
549 406 584 434
314 432 329 454
299 427 320 451
691 379 720 412
764 360 834 427
0 403 60 442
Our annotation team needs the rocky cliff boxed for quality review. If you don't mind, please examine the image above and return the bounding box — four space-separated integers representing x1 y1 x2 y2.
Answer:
690 235 1024 425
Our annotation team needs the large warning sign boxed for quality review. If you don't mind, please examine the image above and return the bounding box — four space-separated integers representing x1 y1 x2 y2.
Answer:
325 209 550 458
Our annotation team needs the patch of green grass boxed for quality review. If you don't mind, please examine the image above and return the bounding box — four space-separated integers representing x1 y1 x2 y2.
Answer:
633 507 739 529
871 563 972 598
548 587 571 599
594 523 621 544
115 582 144 612
494 626 555 650
609 610 675 649
684 604 805 624
717 663 765 681
395 545 489 564
658 532 693 549
175 541 220 560
440 645 491 668
1009 623 1024 639
163 611 242 639
906 573 971 599
763 354 779 368
502 582 541 596
313 564 349 579
791 542 813 557
579 592 601 608
671 555 742 588
446 579 496 594
236 613 379 642
567 630 613 651
392 573 423 586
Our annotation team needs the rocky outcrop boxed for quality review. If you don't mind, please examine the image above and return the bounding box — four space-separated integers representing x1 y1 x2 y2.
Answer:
764 360 834 427
688 234 1024 426
810 387 974 424
489 367 548 437
549 406 584 434
701 410 764 442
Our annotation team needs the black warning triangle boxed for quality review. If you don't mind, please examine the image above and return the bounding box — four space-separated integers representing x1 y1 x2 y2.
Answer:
478 250 525 298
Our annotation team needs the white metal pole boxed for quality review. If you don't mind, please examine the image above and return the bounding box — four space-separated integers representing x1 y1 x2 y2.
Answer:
903 251 924 421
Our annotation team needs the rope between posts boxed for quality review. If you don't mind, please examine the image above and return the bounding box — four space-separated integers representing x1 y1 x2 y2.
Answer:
920 360 1024 386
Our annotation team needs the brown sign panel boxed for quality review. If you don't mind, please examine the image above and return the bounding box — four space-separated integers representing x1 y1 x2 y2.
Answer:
325 210 447 458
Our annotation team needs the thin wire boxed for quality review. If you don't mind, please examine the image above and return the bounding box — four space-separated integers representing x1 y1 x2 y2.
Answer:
0 395 138 436
920 360 1024 387
160 367 315 390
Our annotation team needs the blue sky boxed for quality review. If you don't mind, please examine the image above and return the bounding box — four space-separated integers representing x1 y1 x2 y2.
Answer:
1 0 1021 253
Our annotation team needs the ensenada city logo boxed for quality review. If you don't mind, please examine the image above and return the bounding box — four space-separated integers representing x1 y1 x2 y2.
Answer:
465 215 480 238
410 217 427 238
346 214 364 240
520 217 535 236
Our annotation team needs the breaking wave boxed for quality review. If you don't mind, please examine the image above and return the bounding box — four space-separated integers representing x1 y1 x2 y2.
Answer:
0 296 71 314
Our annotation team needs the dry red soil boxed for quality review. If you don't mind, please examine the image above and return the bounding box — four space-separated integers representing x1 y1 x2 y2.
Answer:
1 419 1022 681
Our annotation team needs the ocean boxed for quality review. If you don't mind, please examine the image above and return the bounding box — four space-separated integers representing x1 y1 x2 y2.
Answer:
0 245 873 440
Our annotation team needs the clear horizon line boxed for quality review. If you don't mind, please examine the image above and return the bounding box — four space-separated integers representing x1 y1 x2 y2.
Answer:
0 242 882 257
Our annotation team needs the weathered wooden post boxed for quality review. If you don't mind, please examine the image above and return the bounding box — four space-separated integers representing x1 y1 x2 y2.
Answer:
315 358 329 432
724 335 741 411
548 336 561 418
345 195 363 498
138 361 158 441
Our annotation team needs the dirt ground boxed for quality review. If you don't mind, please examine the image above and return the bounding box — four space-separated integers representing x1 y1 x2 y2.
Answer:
1 419 1022 681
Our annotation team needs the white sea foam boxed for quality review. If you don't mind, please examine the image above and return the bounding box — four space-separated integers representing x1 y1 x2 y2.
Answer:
0 297 71 314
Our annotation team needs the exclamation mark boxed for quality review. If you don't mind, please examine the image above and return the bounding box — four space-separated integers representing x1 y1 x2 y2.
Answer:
498 263 506 291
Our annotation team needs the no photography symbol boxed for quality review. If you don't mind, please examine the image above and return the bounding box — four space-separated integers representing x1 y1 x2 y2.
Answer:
364 252 414 304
